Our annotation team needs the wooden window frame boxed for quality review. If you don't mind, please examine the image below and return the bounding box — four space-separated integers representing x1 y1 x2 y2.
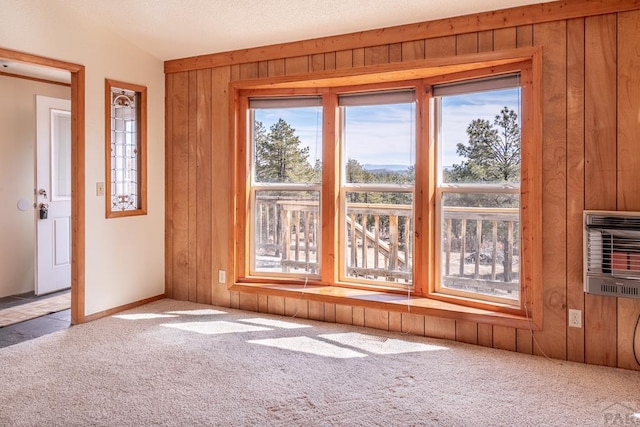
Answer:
105 79 148 218
231 47 542 328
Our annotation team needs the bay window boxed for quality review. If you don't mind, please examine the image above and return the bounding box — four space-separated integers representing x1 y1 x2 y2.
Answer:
235 54 539 316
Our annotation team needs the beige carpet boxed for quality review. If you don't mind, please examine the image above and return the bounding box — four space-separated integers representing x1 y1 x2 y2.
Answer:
1 298 639 426
0 292 70 327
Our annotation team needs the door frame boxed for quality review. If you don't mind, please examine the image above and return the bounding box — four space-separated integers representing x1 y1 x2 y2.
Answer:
0 47 85 324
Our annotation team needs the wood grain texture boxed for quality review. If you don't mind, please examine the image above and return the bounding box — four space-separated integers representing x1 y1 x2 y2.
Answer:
353 306 365 326
364 308 389 330
493 28 517 51
388 311 402 333
532 20 568 360
402 313 425 336
239 292 258 312
365 45 389 66
188 71 198 302
456 33 478 56
401 40 425 61
425 36 456 58
170 72 190 301
211 66 232 307
267 295 285 316
324 303 336 323
493 326 516 351
516 329 533 355
285 297 308 318
566 17 586 364
308 300 325 321
584 14 618 367
516 25 534 47
196 69 212 304
616 10 640 371
335 304 353 325
285 56 309 75
478 323 493 347
425 316 455 340
456 320 478 345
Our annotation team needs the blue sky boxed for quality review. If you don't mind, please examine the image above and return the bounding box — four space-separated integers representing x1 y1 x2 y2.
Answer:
253 87 520 169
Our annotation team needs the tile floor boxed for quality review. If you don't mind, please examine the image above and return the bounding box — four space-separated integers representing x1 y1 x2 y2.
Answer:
0 291 70 348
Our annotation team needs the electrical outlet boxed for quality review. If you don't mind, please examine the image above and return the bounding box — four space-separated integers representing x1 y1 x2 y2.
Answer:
218 270 226 284
568 309 582 328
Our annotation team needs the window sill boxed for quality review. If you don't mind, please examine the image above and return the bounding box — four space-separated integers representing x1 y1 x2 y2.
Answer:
230 282 539 330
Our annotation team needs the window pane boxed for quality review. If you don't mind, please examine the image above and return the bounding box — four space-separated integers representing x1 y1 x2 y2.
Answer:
342 99 415 185
344 191 413 285
440 191 519 301
253 190 320 276
110 86 140 211
51 109 71 200
440 87 521 185
253 105 322 184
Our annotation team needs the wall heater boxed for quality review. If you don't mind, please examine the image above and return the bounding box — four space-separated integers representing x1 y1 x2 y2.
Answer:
584 210 640 298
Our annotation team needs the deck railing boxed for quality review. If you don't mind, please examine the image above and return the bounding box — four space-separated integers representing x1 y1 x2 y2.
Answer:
254 198 519 294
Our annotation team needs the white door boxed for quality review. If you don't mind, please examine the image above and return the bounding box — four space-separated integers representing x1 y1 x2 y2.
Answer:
35 95 71 295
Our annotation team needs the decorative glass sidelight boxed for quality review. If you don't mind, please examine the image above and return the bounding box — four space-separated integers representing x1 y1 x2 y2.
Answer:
105 79 147 217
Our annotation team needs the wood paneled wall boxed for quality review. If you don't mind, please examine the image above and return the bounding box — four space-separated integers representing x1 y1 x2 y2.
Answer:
165 2 640 371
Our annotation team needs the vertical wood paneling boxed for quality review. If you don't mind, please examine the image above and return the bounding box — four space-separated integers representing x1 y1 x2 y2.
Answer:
425 36 456 58
324 52 336 70
285 56 309 75
308 300 325 321
285 297 308 318
268 59 285 77
478 323 493 347
584 14 618 367
456 33 478 55
364 45 389 66
456 320 478 345
402 313 425 336
335 50 352 69
171 72 190 302
335 304 352 324
425 316 455 340
196 69 212 304
364 308 389 330
401 40 425 61
239 293 258 312
388 311 402 333
493 326 516 351
389 43 402 63
310 54 325 72
516 25 534 47
493 28 516 50
324 303 336 323
352 48 365 67
616 10 640 371
533 20 568 360
516 329 533 355
211 66 232 307
188 71 198 302
240 62 259 79
566 18 586 363
268 296 285 315
478 31 493 52
352 307 365 326
258 294 268 312
258 61 268 78
165 74 174 299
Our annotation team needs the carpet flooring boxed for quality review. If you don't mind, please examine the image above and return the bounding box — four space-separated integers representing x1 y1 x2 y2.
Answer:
1 298 639 426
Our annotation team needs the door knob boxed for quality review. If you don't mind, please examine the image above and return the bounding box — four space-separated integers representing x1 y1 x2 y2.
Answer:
38 188 48 199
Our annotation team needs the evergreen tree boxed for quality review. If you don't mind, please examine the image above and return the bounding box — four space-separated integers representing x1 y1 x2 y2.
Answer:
447 106 520 184
255 118 315 183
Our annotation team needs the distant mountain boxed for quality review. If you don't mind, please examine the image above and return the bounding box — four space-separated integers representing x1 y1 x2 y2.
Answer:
363 164 409 173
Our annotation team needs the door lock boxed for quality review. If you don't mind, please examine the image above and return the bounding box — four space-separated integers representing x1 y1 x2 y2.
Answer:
38 188 48 199
39 203 49 220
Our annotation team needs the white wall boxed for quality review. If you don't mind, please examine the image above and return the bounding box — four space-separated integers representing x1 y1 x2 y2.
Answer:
0 76 70 298
0 2 165 315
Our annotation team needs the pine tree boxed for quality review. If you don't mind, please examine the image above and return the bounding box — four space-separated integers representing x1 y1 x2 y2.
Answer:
255 118 315 183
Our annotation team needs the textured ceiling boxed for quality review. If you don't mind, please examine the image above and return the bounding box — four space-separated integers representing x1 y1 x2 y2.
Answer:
52 0 551 62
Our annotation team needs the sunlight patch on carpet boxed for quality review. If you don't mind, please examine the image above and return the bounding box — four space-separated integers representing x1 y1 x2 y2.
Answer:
319 333 449 354
113 313 179 320
249 336 367 359
238 318 312 329
161 321 270 335
166 309 227 316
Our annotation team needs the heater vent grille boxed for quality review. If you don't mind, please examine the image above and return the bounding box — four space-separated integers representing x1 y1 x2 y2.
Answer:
584 210 640 299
